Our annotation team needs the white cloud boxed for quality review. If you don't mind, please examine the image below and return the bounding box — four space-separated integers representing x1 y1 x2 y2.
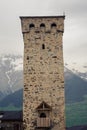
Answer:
0 0 87 63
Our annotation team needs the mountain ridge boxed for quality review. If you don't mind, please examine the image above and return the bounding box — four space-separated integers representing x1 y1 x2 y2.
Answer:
0 54 87 105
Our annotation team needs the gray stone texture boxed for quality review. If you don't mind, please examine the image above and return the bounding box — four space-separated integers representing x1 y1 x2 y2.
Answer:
20 16 65 130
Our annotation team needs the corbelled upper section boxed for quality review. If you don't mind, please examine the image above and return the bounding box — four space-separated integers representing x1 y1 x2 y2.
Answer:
20 16 65 34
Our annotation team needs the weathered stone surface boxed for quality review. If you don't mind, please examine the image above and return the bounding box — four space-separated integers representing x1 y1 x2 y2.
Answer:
20 16 65 130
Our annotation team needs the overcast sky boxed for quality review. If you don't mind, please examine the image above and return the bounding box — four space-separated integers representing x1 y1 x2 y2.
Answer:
0 0 87 64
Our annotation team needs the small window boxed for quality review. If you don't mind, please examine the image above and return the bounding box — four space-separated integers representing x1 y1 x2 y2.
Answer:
40 23 45 28
40 113 46 118
29 24 35 29
42 44 45 49
27 56 29 60
51 23 57 28
40 23 45 32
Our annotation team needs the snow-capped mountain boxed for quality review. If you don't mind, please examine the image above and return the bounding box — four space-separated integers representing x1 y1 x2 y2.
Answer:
0 54 87 101
64 67 87 103
65 62 87 81
1 63 87 108
0 54 23 99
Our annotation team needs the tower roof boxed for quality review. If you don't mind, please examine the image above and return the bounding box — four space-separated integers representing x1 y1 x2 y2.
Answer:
20 15 65 19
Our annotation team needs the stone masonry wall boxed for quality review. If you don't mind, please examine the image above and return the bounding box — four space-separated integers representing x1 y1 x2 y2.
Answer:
20 16 65 130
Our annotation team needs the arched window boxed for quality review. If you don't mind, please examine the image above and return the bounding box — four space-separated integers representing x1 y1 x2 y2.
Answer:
40 23 45 28
40 113 46 118
51 23 57 28
40 23 45 32
29 23 35 29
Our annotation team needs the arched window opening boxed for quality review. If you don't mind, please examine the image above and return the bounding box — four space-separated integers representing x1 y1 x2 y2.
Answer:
40 113 46 118
29 23 35 29
40 23 45 28
42 44 45 49
51 23 57 28
40 23 45 32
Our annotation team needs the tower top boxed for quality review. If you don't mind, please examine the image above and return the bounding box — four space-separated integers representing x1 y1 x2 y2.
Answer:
20 15 65 19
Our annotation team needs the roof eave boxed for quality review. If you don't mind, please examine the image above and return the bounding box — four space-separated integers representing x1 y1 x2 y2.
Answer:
20 15 65 19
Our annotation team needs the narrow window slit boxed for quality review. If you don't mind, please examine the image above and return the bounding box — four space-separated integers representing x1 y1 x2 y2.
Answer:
42 44 45 49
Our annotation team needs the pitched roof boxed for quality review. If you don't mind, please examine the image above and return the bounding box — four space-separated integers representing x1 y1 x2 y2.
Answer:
36 101 52 111
0 111 22 121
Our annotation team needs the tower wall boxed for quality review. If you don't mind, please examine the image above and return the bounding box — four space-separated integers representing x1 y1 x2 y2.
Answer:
20 16 65 130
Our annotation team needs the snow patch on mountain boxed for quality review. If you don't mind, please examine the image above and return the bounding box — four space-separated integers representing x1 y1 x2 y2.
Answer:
11 58 23 71
0 54 23 97
1 55 23 71
65 62 87 81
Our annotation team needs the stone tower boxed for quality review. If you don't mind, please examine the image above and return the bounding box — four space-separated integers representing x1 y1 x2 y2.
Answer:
20 16 65 130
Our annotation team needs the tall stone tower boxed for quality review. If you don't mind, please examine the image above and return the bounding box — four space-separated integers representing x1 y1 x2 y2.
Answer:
20 16 65 130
